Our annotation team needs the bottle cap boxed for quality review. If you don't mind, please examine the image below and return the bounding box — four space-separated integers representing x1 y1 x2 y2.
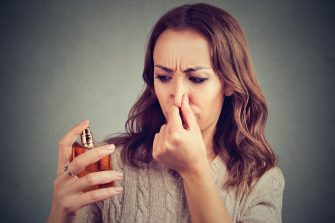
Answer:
81 127 94 149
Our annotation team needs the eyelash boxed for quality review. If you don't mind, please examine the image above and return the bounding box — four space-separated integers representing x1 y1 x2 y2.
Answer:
155 74 208 84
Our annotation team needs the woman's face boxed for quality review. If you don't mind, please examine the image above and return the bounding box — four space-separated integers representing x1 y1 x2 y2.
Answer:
153 29 228 133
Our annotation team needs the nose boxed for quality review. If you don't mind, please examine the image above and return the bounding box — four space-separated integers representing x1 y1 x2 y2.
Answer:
170 79 187 107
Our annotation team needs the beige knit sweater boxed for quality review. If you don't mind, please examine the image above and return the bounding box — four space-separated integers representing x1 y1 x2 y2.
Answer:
75 146 285 223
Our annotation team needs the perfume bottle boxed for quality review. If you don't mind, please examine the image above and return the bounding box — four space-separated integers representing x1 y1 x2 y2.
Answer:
71 127 114 192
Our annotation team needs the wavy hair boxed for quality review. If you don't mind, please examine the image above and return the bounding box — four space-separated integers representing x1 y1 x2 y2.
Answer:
104 3 277 193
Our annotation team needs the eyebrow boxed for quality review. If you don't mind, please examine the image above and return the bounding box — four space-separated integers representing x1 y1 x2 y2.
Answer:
155 64 210 73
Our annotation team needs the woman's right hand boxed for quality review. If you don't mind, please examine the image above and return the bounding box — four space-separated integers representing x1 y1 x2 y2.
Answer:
47 119 123 223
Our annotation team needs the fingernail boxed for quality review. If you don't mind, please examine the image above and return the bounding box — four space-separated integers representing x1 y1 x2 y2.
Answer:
80 119 89 125
105 144 115 150
184 95 189 104
114 187 123 193
116 172 123 178
103 144 115 153
183 96 192 112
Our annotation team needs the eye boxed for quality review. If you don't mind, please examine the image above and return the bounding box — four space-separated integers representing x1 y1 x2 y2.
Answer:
155 74 171 83
189 77 208 84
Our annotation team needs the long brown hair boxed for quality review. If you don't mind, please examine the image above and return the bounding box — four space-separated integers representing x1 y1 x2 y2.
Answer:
104 3 277 193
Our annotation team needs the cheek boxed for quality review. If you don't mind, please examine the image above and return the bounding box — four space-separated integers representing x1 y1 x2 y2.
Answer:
194 89 224 118
154 81 163 100
192 89 219 108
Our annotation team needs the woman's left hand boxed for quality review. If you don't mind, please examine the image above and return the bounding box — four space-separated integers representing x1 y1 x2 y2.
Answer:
153 95 208 176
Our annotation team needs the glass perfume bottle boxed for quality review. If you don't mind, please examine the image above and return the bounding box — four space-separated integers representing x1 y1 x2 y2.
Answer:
71 126 114 192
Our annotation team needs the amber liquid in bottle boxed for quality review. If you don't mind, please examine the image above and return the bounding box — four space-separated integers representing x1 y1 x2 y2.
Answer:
71 127 114 192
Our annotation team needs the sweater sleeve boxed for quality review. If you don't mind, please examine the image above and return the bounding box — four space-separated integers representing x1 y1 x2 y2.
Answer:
73 202 102 223
238 167 285 223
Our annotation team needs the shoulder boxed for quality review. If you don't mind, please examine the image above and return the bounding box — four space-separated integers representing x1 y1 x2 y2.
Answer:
111 144 126 171
247 166 285 203
253 166 285 192
113 144 123 160
238 166 285 222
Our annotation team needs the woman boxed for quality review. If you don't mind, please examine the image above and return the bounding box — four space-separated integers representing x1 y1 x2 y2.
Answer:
48 3 284 223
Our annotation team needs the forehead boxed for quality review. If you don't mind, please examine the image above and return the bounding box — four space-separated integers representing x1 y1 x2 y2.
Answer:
153 29 212 67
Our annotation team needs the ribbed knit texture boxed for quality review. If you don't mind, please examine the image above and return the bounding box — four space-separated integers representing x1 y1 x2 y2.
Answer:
75 146 285 223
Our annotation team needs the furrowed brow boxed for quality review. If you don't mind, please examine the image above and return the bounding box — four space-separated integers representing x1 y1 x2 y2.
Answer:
155 65 174 73
155 65 210 73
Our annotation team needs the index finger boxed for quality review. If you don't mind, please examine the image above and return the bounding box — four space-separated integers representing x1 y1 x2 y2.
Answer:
56 119 89 175
166 105 183 133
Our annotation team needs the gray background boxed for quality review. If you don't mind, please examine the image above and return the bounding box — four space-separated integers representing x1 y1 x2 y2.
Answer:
0 0 334 222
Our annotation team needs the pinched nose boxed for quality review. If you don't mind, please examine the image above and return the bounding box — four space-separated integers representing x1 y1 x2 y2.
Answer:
169 94 183 108
169 82 187 108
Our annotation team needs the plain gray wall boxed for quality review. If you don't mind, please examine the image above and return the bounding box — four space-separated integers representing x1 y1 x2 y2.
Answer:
1 0 334 222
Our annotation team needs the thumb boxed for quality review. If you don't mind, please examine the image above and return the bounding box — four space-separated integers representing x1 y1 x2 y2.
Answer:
180 95 199 131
